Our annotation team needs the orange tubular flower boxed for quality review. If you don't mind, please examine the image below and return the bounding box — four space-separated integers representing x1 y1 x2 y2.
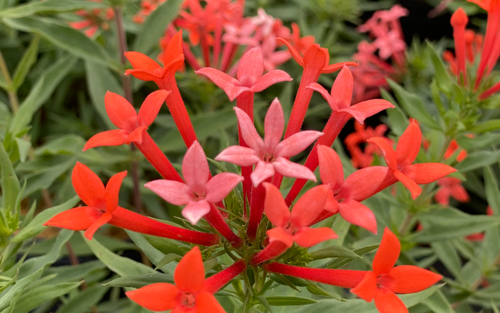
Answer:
451 8 469 83
127 247 246 312
125 30 198 148
351 228 442 313
45 163 219 246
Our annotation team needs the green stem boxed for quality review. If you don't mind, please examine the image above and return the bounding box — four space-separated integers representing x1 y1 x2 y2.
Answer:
0 50 19 113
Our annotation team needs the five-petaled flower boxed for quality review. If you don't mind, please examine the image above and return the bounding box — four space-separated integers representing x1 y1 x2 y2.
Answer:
215 98 323 187
146 141 243 224
351 228 442 313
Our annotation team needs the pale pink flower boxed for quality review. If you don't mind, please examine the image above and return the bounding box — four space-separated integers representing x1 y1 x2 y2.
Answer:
374 31 406 59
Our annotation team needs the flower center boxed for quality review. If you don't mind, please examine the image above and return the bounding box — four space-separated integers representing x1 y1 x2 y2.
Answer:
180 292 197 308
263 152 275 163
192 192 206 201
284 222 299 235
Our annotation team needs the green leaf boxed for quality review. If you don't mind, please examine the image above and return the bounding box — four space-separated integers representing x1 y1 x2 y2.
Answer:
133 0 184 53
427 41 452 93
387 79 441 131
2 17 118 71
13 196 79 242
44 260 106 285
0 268 43 312
12 281 82 313
56 284 108 313
455 151 500 173
104 273 173 289
431 241 464 282
381 88 408 136
126 230 172 272
0 0 105 18
83 233 154 277
306 284 345 301
484 166 500 216
9 55 77 135
14 137 30 163
0 141 20 213
266 296 318 306
470 119 500 133
12 35 40 90
309 245 360 260
422 289 454 313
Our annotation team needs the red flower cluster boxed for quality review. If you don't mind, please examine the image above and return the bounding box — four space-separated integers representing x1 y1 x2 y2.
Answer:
69 0 114 37
345 121 392 168
133 0 167 24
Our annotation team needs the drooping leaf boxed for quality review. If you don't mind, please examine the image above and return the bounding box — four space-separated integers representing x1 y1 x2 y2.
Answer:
0 0 105 18
55 284 108 313
0 268 43 312
456 151 500 173
12 35 40 90
266 296 318 306
12 281 82 313
484 166 500 216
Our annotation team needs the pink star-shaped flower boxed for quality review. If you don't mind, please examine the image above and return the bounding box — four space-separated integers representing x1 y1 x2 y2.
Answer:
374 31 406 60
216 98 323 187
145 141 244 224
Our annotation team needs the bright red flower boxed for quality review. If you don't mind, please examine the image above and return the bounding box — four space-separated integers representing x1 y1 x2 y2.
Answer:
444 139 468 162
435 177 469 205
451 8 469 82
127 247 227 312
367 120 457 199
69 0 114 37
351 228 442 313
289 23 315 55
345 121 392 168
133 0 166 24
216 98 322 187
145 141 243 225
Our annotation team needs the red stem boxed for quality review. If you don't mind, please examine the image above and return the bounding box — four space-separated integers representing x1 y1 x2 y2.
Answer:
251 241 289 265
264 262 367 289
213 18 223 68
203 260 247 293
135 132 183 182
247 178 271 242
486 29 500 76
205 203 243 248
221 43 238 72
475 4 500 88
201 36 211 67
111 207 219 246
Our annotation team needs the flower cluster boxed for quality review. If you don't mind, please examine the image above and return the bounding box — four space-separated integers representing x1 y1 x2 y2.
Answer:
68 0 114 37
45 25 455 313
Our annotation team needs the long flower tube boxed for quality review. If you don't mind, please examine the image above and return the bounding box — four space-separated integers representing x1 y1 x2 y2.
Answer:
474 0 500 88
251 241 289 266
451 8 468 84
202 260 247 294
205 203 243 247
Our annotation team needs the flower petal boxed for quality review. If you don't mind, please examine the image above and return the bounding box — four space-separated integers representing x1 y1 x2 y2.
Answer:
125 51 162 73
339 200 377 234
267 227 294 247
196 292 225 313
273 157 316 183
251 70 292 93
84 212 112 240
317 145 344 192
322 61 359 74
339 99 395 124
367 137 398 170
324 190 339 213
138 90 170 127
307 82 338 111
275 131 323 158
145 180 192 206
182 141 210 195
331 65 353 110
303 44 329 70
374 289 408 313
124 69 161 81
44 206 102 230
291 185 330 227
182 200 211 225
126 283 180 312
163 30 185 73
276 38 304 67
175 246 205 294
339 166 390 201
205 173 244 203
351 271 377 302
402 163 456 184
196 68 250 101
234 107 264 152
215 146 260 166
250 161 275 187
105 171 127 212
104 92 137 130
388 266 442 294
72 162 106 207
237 47 264 83
293 227 338 247
264 98 284 152
83 130 129 151
373 228 401 275
394 170 422 199
263 182 290 227
396 120 422 167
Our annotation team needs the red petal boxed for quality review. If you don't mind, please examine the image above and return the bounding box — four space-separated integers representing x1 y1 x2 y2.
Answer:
351 271 377 302
373 228 401 275
124 69 161 81
293 227 338 247
394 170 422 199
339 200 377 234
267 227 294 247
276 38 304 67
175 246 205 294
163 30 184 72
291 185 330 228
196 68 250 101
263 182 290 227
205 173 243 203
182 141 210 196
324 190 339 213
126 283 180 311
83 130 129 151
126 126 147 144
138 90 170 127
72 162 106 207
331 65 353 110
196 292 225 313
44 206 102 230
451 184 469 202
321 61 359 74
396 120 422 167
388 266 442 294
104 92 137 131
303 44 329 70
125 51 162 73
374 288 408 313
237 47 264 83
84 212 112 240
367 137 397 170
317 145 344 192
339 166 390 202
402 163 456 184
105 171 127 212
252 70 292 93
307 83 337 111
340 99 395 124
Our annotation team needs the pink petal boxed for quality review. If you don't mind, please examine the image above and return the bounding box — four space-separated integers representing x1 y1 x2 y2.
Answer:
234 107 264 152
251 70 292 93
182 200 211 225
138 90 170 127
331 65 353 110
205 173 244 203
182 141 210 195
273 157 316 183
215 146 260 166
291 185 330 227
196 68 250 101
396 120 422 167
307 83 338 111
293 227 338 247
339 200 377 234
237 47 264 84
338 166 390 202
394 170 422 199
83 130 129 151
367 137 398 170
317 145 344 192
339 99 395 124
267 227 294 247
250 161 275 187
263 182 291 227
263 98 284 152
145 180 192 206
104 92 137 130
275 131 323 158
